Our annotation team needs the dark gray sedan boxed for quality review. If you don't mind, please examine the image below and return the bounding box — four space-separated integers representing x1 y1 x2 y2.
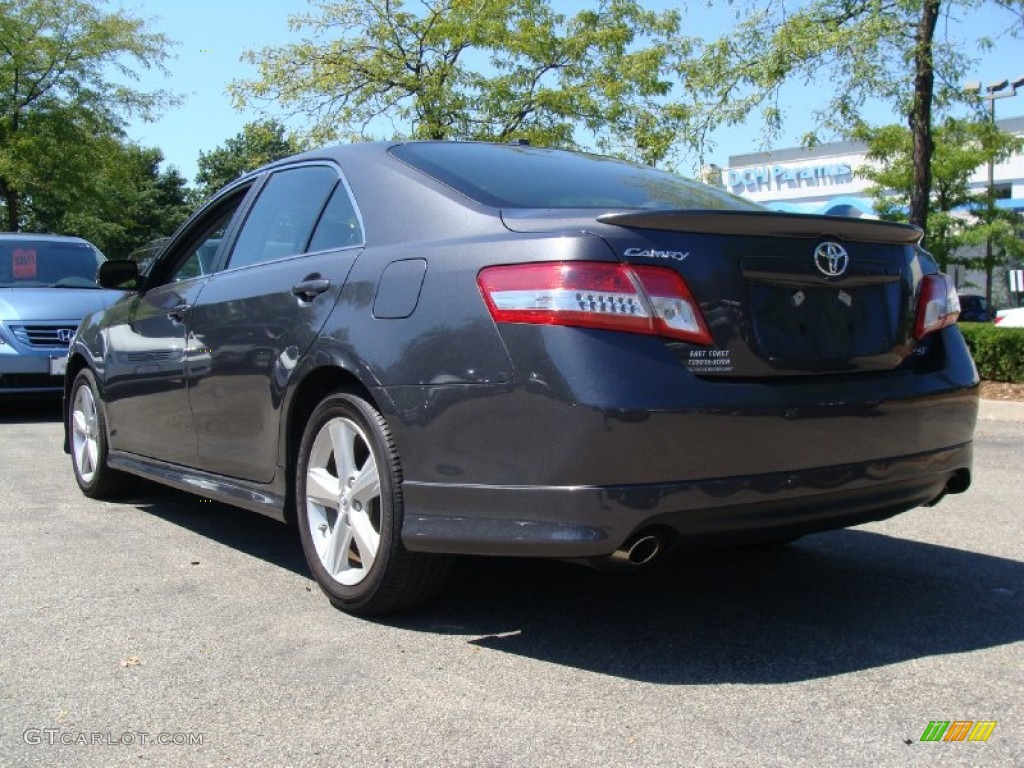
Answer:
64 142 977 614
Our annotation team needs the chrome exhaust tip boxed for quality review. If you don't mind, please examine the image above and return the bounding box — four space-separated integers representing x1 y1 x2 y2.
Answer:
609 533 662 566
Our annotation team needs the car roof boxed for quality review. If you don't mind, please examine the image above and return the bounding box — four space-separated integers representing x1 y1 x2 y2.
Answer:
0 233 95 245
211 140 760 249
242 140 394 177
240 140 661 178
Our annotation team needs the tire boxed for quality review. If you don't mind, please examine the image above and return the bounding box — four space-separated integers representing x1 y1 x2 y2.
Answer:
69 369 134 498
295 391 450 615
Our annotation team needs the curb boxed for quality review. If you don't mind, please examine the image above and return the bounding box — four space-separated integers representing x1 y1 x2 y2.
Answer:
978 398 1024 422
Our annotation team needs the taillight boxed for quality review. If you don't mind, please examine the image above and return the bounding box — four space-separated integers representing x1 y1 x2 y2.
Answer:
914 273 960 340
477 261 712 345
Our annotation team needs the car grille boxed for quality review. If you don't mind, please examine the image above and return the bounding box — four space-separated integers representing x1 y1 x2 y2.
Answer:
9 324 77 348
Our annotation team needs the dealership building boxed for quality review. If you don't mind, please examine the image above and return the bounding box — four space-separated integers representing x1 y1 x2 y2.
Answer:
717 116 1024 306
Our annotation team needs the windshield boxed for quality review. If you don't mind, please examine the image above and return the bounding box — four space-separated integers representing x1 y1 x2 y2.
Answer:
0 240 103 288
390 142 763 211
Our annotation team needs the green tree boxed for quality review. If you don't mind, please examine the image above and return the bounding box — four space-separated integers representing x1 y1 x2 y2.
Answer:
676 0 1024 232
961 194 1024 310
195 119 308 200
26 139 193 259
228 0 688 166
856 118 1023 274
77 144 192 260
0 0 173 231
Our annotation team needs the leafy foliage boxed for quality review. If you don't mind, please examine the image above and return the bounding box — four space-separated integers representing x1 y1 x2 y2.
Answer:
0 0 174 231
959 322 1024 382
228 0 691 166
959 202 1024 309
856 118 1024 270
195 119 308 200
675 0 1024 230
677 0 995 151
25 140 192 260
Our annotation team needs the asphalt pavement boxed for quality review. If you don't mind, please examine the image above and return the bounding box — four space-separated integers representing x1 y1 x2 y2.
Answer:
0 397 1021 767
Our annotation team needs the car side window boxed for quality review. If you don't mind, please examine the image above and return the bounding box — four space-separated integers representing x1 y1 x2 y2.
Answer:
149 188 250 287
170 207 236 282
226 166 339 270
308 183 363 252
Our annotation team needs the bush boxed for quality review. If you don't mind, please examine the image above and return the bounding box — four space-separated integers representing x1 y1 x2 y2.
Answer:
958 322 1024 383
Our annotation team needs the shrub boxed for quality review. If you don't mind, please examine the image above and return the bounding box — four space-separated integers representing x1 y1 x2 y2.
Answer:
958 322 1024 383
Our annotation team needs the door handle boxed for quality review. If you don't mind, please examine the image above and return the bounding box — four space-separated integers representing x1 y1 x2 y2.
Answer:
291 278 331 301
167 304 190 323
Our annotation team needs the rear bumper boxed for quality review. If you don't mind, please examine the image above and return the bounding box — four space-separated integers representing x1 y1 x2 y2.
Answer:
400 442 972 556
381 323 978 558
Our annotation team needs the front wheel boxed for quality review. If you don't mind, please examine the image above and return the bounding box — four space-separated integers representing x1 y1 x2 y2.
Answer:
69 369 134 498
295 392 450 615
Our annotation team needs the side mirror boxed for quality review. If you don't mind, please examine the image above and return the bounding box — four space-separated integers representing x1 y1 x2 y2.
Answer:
97 259 140 291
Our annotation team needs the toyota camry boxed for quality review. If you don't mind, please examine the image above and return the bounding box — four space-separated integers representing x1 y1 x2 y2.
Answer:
64 142 978 615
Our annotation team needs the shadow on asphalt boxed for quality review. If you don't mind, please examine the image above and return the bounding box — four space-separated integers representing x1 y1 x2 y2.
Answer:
0 397 63 423
128 486 308 575
119 487 1023 685
401 534 1023 684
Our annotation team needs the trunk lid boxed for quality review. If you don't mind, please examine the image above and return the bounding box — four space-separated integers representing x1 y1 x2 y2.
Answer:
502 208 928 378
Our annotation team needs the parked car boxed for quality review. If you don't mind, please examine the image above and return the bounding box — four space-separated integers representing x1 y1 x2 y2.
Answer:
0 234 123 395
957 294 991 322
64 142 978 615
994 306 1024 327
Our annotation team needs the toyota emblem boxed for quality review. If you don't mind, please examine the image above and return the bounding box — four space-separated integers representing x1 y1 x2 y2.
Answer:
813 242 849 278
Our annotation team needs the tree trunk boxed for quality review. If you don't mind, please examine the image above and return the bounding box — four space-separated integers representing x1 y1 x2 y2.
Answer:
908 0 941 233
985 257 995 313
0 178 19 231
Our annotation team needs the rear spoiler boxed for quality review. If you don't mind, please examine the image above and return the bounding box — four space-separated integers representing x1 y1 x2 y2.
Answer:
597 210 923 245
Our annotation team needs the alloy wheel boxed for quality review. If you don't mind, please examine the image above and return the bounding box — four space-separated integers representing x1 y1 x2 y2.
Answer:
304 416 382 586
71 383 100 484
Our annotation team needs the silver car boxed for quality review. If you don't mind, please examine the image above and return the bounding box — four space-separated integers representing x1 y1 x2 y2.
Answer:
0 234 122 395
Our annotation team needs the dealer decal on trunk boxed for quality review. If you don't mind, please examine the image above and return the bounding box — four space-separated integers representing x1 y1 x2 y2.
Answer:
687 349 734 374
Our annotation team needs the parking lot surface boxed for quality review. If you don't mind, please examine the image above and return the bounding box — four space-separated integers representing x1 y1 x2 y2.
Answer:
1 399 1021 767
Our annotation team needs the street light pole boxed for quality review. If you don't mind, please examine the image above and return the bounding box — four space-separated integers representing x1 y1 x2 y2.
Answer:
963 76 1024 312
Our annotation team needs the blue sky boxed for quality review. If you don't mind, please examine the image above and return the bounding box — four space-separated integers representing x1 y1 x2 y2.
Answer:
120 0 1024 183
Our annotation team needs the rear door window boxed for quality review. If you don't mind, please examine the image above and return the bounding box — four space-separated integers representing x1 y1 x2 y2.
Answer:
226 166 340 270
308 183 363 252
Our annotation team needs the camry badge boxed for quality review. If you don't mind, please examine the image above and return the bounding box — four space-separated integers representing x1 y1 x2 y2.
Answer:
624 247 689 262
814 242 849 278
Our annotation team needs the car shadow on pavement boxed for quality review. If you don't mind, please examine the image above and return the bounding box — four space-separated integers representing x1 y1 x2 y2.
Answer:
127 485 308 575
389 531 1023 685
0 397 63 423
115 489 1023 685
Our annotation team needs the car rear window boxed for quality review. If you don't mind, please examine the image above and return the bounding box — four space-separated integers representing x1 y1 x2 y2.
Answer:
0 240 102 287
390 142 762 211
